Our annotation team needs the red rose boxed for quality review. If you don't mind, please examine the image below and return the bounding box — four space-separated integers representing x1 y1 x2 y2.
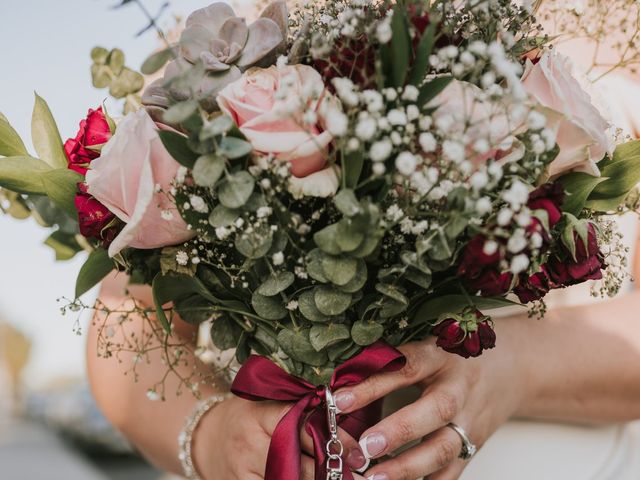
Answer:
458 235 513 296
547 223 604 287
64 107 111 175
315 35 378 91
514 268 550 303
75 183 121 246
432 309 496 358
528 182 564 228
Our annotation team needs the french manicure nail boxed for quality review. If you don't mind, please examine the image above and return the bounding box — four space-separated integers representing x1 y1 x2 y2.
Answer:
346 447 366 470
366 474 389 480
359 433 388 458
335 391 355 413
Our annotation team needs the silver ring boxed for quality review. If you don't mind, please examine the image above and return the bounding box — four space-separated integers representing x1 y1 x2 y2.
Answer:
447 423 477 460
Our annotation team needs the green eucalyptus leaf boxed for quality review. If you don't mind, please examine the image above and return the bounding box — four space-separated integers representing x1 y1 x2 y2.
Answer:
175 295 214 324
351 320 384 346
163 100 199 125
298 290 332 323
42 169 84 218
218 136 253 159
379 299 407 319
350 234 381 258
141 47 175 75
76 249 115 298
108 48 125 75
91 47 110 64
235 225 273 259
337 259 367 293
257 271 295 296
0 113 28 157
309 324 351 352
251 292 288 320
109 68 144 98
321 254 357 286
91 64 112 89
334 189 361 217
314 286 352 316
44 231 82 261
193 154 225 187
277 329 327 367
336 219 365 252
307 249 328 283
210 315 242 350
314 223 342 255
32 94 68 169
200 115 234 140
158 130 198 168
219 171 255 209
208 204 240 228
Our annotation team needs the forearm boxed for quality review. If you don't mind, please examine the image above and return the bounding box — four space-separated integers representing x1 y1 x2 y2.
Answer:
86 277 227 473
509 290 640 422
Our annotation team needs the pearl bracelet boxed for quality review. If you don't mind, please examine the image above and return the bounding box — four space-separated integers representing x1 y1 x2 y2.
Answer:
178 394 228 480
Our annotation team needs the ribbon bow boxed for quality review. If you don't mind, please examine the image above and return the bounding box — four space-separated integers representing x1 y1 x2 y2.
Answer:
231 341 406 480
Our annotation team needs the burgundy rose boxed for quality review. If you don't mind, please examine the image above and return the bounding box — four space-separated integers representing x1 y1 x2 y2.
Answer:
514 268 550 303
64 107 111 175
75 183 121 247
458 235 513 296
547 223 604 287
432 310 496 358
528 182 565 228
315 35 378 91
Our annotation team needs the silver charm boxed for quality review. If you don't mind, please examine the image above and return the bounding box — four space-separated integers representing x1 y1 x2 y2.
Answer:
325 388 344 480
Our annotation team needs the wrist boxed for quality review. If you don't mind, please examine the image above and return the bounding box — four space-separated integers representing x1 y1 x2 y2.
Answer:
180 394 228 480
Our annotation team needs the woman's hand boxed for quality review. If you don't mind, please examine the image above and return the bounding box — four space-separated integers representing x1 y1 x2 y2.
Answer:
333 320 530 480
194 395 367 480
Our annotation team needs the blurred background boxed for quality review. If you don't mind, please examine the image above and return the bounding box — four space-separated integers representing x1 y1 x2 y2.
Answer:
0 1 248 478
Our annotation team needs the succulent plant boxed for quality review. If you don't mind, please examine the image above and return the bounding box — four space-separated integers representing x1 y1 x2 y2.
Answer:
142 1 288 117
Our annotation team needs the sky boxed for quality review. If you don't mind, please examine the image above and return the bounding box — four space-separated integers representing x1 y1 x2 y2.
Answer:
0 0 234 388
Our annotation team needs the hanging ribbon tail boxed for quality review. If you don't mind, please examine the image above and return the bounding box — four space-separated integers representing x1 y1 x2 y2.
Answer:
230 342 407 480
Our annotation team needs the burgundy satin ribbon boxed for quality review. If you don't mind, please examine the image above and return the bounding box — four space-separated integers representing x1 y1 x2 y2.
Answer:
231 341 406 480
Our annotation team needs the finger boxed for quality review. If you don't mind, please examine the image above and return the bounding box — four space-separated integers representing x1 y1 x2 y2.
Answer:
334 341 443 414
363 426 462 480
358 384 463 460
300 427 367 472
429 458 468 480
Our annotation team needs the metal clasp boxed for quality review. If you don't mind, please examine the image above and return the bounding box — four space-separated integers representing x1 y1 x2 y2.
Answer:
325 388 344 480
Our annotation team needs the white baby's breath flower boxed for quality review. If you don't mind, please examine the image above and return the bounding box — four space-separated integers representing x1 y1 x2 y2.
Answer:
286 300 299 311
176 251 189 266
376 18 392 43
386 204 404 222
442 140 465 163
272 252 285 266
363 90 384 113
370 139 393 162
383 88 398 102
257 206 272 218
497 208 513 226
510 254 530 274
507 230 528 254
326 109 349 137
161 210 174 221
406 105 420 122
215 226 231 240
387 109 407 126
503 181 530 209
372 162 386 175
476 197 492 215
176 166 188 184
390 131 403 145
395 152 418 176
419 132 437 153
527 110 546 130
402 85 420 102
483 240 498 256
347 138 361 151
355 117 377 141
470 171 489 190
190 195 209 213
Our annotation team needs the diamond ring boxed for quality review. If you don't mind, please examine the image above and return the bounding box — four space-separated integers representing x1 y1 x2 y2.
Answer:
447 422 478 460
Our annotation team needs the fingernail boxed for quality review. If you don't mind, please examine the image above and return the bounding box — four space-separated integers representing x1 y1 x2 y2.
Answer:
346 447 367 470
335 391 355 413
366 474 389 480
359 433 387 458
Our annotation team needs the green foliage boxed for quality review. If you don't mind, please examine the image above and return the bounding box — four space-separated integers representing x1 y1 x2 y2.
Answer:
91 47 144 102
219 171 255 209
388 6 410 88
408 22 436 86
44 231 83 261
558 172 608 215
31 94 68 169
413 295 523 325
351 320 384 346
158 131 199 168
193 154 225 187
75 249 115 298
0 113 28 157
141 47 176 75
418 76 453 106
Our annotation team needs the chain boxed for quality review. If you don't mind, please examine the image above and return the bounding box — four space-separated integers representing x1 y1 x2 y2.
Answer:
324 388 344 480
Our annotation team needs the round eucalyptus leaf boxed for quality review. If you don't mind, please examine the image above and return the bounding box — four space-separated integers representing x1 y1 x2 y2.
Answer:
219 171 255 209
306 249 328 283
91 47 109 64
108 48 125 75
163 100 199 125
211 315 243 350
277 329 328 367
91 64 111 89
257 271 295 297
338 259 368 293
375 283 409 305
336 219 365 252
350 234 381 258
309 324 351 352
379 299 408 319
235 225 273 259
218 136 253 159
251 292 288 320
314 286 352 316
351 320 384 346
321 254 357 286
209 204 240 228
298 290 332 323
334 189 361 217
193 154 225 187
314 223 342 255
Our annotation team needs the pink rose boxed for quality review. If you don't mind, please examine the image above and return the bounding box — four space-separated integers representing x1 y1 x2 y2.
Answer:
85 110 195 257
521 52 615 178
217 65 339 197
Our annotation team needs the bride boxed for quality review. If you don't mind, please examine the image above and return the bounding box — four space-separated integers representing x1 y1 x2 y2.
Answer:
86 5 640 480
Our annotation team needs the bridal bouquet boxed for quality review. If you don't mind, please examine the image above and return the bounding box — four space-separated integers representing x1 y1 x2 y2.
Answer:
1 0 639 478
